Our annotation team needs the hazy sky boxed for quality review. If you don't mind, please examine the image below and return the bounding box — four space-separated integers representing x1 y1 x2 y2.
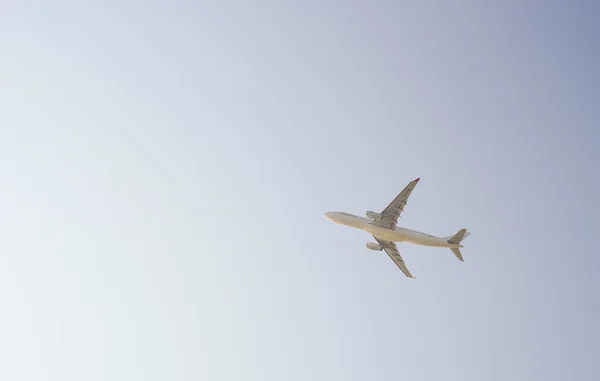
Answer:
1 1 599 380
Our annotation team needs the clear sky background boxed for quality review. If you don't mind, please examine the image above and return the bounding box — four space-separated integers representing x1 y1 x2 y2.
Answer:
1 1 599 380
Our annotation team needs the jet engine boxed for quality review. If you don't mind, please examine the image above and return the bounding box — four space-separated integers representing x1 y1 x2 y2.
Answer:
366 242 383 251
366 210 384 220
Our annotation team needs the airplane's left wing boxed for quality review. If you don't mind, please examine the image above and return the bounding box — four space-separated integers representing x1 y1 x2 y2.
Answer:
371 178 420 229
372 235 415 279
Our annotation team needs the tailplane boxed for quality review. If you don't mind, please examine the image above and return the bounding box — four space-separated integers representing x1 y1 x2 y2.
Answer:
450 248 464 262
447 229 470 262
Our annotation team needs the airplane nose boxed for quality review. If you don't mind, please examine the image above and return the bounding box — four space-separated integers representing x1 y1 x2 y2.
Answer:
324 212 334 220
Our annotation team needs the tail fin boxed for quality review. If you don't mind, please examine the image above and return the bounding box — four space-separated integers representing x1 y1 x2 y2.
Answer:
447 229 470 262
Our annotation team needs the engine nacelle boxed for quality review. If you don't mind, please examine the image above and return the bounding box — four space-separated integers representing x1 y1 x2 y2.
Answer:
366 210 384 220
366 242 383 251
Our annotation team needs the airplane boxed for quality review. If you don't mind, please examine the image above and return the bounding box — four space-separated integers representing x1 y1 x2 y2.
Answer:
324 177 470 278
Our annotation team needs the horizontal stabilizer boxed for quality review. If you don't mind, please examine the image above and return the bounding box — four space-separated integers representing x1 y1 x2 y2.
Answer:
450 248 464 262
448 229 470 261
447 229 470 245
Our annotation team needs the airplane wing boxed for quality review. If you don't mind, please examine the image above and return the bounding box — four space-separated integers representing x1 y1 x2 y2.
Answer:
371 177 420 229
372 235 415 279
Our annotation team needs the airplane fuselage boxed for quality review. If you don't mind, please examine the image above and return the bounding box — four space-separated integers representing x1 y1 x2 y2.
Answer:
324 212 463 248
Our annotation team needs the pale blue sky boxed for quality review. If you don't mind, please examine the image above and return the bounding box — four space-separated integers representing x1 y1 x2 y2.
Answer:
1 1 599 380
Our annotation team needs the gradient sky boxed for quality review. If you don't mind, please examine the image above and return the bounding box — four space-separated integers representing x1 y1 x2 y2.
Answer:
1 1 599 380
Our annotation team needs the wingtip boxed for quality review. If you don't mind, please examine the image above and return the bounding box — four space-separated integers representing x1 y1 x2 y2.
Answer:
414 177 420 183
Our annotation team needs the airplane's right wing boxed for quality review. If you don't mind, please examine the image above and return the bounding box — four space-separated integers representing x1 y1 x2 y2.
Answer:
372 235 415 279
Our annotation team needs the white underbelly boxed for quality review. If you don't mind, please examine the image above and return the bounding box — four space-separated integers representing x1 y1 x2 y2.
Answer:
362 224 406 241
363 224 451 247
403 231 449 247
